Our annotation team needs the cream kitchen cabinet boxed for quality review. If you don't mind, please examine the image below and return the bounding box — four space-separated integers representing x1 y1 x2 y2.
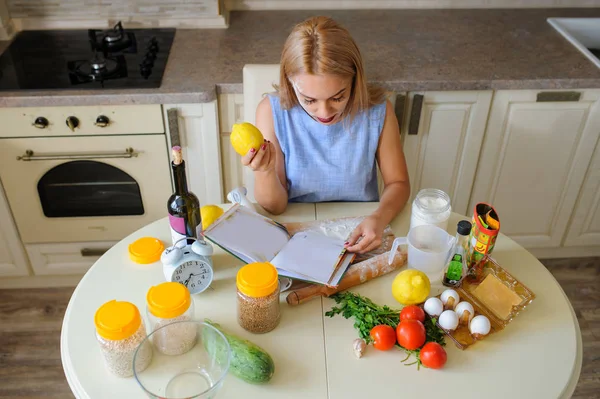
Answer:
469 89 600 250
402 91 493 215
564 136 600 248
218 93 245 198
0 182 30 277
163 102 224 205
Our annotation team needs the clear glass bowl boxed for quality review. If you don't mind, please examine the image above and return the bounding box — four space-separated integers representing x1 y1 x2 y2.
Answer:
133 320 231 399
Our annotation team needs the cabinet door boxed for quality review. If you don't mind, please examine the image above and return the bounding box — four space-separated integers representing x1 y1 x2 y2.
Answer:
163 102 224 205
469 90 600 248
402 91 493 215
218 93 245 199
564 140 600 247
0 182 30 277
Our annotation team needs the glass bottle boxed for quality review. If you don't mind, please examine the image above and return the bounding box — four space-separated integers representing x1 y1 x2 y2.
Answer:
442 220 472 288
167 146 201 247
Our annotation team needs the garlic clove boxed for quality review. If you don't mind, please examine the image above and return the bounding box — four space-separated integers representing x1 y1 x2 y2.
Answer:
353 338 366 359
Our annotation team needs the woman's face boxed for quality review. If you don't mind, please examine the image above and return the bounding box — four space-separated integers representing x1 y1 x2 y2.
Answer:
289 73 352 125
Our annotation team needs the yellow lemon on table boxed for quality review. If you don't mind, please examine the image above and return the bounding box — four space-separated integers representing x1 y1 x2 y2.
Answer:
200 205 224 231
391 269 431 305
230 122 264 156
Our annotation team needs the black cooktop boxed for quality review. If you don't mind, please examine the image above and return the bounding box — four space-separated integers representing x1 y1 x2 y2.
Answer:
0 22 175 91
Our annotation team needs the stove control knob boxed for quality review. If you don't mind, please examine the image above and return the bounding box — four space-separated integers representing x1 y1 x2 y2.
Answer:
66 116 80 132
33 117 49 129
95 115 110 128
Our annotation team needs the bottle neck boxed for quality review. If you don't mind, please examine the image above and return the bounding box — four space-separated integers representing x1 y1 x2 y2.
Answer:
172 161 188 195
455 233 469 254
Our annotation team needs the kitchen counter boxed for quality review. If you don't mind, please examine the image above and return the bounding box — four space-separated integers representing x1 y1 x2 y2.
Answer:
2 8 600 107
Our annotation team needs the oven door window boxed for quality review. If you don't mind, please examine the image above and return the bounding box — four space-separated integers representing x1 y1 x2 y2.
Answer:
37 160 144 217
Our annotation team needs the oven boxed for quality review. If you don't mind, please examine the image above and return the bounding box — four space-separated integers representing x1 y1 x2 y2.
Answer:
0 104 172 273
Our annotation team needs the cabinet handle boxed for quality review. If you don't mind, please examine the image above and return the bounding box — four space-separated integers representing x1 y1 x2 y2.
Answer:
16 147 138 161
408 94 424 135
394 94 406 133
167 108 181 147
80 248 109 257
536 91 581 102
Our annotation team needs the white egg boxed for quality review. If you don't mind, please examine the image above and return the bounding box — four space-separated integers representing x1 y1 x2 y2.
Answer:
438 310 459 331
440 289 460 310
454 301 475 324
424 297 444 317
470 315 491 337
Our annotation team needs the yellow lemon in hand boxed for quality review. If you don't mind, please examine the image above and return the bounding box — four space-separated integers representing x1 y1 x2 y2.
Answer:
230 122 264 156
391 269 431 305
200 205 224 231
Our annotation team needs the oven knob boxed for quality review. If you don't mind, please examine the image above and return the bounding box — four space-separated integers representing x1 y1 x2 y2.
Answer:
33 117 49 129
95 115 110 128
66 116 80 132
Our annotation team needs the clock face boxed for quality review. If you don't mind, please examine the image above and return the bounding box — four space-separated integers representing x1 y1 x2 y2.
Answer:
172 259 213 294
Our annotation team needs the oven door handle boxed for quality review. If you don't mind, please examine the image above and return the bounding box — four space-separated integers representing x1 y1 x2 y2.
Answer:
16 147 139 161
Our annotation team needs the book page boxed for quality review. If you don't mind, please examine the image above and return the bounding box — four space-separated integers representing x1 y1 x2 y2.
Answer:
270 230 346 284
204 205 290 263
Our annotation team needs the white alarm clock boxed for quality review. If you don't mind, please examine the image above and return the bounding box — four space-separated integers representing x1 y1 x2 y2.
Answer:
160 237 214 294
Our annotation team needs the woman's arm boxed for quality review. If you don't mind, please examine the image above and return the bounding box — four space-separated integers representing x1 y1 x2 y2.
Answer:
252 97 289 215
346 99 410 253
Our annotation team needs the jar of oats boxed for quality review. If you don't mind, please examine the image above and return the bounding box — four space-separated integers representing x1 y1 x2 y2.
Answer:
146 282 196 355
236 262 281 334
94 300 152 378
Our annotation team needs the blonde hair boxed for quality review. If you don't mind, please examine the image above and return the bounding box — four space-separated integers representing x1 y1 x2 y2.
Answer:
277 16 386 121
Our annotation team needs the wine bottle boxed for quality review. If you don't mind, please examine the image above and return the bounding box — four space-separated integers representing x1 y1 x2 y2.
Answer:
167 146 202 247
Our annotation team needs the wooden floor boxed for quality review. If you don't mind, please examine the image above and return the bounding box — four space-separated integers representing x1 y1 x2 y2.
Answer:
0 258 598 399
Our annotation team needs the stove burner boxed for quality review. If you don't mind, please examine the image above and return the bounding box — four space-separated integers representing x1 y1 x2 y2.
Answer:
68 54 127 85
89 21 137 54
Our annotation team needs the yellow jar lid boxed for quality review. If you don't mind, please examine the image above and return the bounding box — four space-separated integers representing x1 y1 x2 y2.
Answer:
236 262 279 298
94 300 141 340
128 237 164 264
146 282 192 319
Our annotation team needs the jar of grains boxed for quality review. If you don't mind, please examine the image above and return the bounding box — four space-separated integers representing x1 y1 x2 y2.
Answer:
94 300 152 378
410 188 452 232
236 262 281 334
146 282 197 355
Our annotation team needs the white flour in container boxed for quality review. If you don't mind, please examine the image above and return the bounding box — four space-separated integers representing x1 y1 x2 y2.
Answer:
410 189 451 231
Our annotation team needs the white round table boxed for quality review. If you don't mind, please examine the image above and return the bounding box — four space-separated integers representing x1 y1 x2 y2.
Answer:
61 202 582 399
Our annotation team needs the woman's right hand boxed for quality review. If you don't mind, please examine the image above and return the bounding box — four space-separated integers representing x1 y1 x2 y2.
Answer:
241 139 275 173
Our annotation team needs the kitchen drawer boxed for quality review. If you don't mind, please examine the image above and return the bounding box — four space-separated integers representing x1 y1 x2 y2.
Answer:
25 241 117 275
0 104 165 137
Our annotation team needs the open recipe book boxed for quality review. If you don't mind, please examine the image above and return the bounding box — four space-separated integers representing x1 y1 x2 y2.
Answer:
203 204 355 286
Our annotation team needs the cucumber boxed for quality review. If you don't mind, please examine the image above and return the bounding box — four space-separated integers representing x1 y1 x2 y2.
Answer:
203 319 275 384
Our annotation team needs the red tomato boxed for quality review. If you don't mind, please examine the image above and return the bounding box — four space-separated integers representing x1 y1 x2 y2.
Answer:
369 325 397 351
419 342 447 369
396 320 426 350
400 305 425 323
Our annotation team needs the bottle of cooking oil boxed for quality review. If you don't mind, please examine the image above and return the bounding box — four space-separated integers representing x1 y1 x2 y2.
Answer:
442 220 472 288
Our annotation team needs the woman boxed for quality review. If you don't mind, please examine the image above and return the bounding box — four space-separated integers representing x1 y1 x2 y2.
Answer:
242 16 410 254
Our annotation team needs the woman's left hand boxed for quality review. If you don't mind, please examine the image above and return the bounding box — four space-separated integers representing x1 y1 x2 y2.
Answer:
345 215 386 254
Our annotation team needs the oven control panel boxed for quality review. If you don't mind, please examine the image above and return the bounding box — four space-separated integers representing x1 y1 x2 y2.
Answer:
0 104 165 137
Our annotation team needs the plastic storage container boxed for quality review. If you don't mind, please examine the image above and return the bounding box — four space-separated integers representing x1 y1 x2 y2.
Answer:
410 188 452 232
94 300 152 378
146 282 196 355
236 262 281 334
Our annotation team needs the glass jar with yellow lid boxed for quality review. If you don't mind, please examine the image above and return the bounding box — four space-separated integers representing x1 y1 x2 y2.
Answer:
237 262 281 334
146 282 196 355
94 300 152 377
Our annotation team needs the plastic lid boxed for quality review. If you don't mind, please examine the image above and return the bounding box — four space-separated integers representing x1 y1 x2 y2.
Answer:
236 262 279 298
457 220 472 236
94 300 141 340
146 282 192 319
128 237 165 264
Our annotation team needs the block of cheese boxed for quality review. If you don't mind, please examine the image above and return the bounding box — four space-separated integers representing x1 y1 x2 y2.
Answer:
472 274 523 320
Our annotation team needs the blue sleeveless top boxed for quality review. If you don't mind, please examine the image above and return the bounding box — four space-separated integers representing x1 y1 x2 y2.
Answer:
269 94 386 203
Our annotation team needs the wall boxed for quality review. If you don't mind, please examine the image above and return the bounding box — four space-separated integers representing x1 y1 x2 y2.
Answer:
0 0 14 40
226 0 600 9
